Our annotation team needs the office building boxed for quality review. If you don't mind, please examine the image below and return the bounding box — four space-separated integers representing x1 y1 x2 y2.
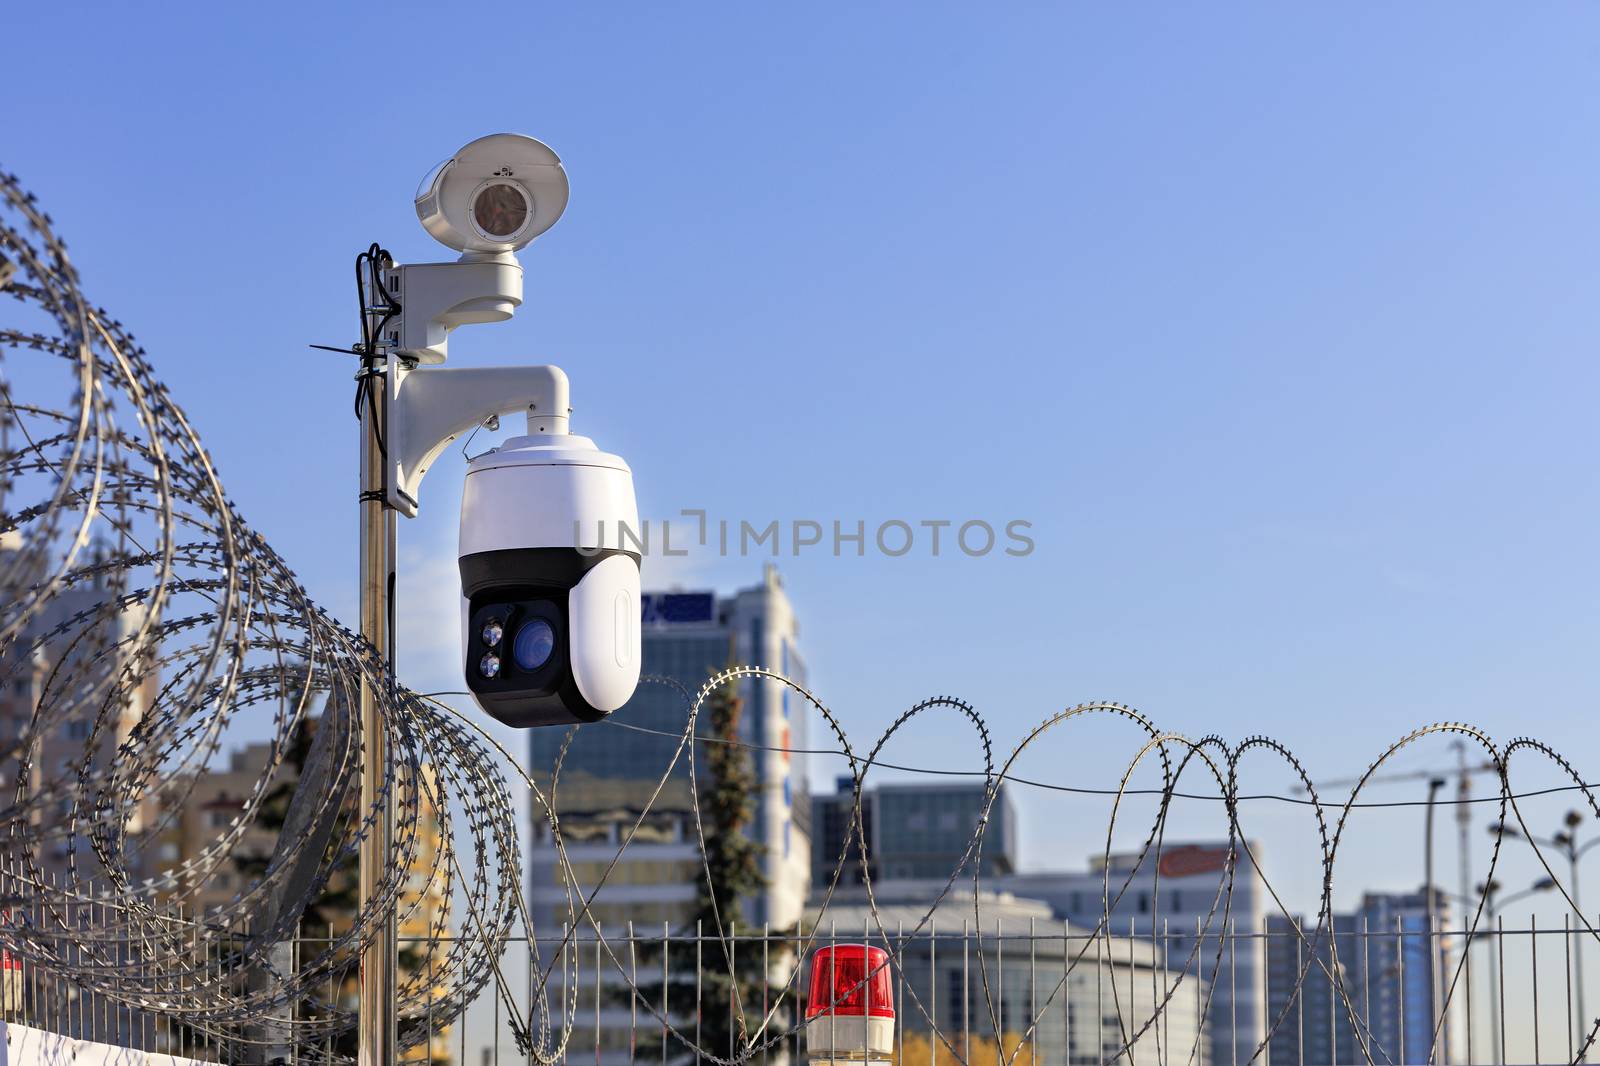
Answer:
1001 842 1267 1066
811 836 1264 1066
810 778 1017 890
1265 889 1463 1065
142 722 453 1064
808 892 1209 1066
527 567 809 1064
0 536 160 885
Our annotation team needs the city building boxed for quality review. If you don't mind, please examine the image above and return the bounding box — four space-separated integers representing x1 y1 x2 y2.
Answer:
0 537 160 886
143 721 452 1064
1002 842 1268 1066
809 827 1266 1066
807 892 1209 1066
527 566 809 1064
810 778 1017 890
1265 889 1464 1065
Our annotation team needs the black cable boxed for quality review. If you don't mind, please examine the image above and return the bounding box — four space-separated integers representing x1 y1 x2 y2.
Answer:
351 243 400 459
413 691 1597 811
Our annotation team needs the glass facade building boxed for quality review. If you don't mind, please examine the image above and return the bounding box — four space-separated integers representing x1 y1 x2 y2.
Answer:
1264 889 1462 1065
811 779 1017 891
528 565 811 931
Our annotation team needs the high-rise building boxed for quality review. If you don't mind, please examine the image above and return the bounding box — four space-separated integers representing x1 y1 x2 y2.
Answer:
528 565 809 930
526 567 810 1064
0 537 160 885
1265 888 1463 1065
1002 843 1268 1066
810 778 1017 890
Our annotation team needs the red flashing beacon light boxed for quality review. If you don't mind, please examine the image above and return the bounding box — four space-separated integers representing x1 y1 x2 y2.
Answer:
805 945 894 1064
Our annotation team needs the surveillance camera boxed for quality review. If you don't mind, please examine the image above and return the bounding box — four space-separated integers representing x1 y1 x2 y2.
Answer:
415 133 570 256
458 421 641 728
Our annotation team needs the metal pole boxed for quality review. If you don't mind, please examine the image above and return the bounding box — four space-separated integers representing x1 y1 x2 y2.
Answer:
358 356 397 1066
1456 742 1473 913
1485 894 1502 1066
1425 777 1445 1064
1572 840 1586 1062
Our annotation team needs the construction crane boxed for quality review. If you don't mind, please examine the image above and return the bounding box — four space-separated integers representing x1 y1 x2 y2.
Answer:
1299 742 1497 917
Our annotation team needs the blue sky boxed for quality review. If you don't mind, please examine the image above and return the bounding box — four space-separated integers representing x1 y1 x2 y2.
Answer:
8 4 1600 928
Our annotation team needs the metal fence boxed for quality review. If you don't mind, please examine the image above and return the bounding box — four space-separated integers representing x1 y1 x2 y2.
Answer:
423 916 1598 1066
1 915 1597 1064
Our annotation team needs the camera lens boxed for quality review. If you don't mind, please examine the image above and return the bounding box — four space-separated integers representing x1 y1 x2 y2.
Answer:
478 653 501 679
473 183 529 240
481 620 504 648
512 619 555 671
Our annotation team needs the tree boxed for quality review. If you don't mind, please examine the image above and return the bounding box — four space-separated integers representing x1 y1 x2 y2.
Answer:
228 695 447 1063
629 668 784 1063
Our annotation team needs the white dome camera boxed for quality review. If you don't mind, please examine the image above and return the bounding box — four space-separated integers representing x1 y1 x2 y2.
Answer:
415 133 570 257
457 422 641 728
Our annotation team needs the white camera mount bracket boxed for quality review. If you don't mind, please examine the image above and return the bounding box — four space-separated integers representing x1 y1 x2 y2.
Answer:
382 354 570 517
386 255 523 365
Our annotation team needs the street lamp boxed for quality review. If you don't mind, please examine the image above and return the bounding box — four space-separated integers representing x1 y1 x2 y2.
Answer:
1489 812 1598 1060
1454 876 1557 1065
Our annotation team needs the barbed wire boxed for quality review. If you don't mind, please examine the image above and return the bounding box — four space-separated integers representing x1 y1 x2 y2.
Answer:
2 168 1597 1066
586 713 1600 809
0 169 520 1061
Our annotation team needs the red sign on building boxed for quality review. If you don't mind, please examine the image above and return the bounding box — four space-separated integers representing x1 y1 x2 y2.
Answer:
1156 844 1232 880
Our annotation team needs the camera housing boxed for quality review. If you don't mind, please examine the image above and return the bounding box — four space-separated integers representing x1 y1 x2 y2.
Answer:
415 133 570 256
458 428 641 727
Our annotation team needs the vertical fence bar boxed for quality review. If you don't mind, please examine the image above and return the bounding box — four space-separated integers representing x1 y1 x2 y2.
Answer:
628 922 638 1066
1328 918 1337 1064
828 921 838 1066
661 921 669 1066
897 920 905 1066
1465 923 1475 1066
1533 914 1542 1064
1062 920 1071 1066
493 929 503 1066
1158 915 1171 1062
930 918 938 1066
996 917 1004 1060
1497 913 1507 1065
761 923 769 1066
524 930 532 1066
1360 914 1370 1066
1230 919 1238 1066
963 919 971 1065
1398 913 1407 1066
1029 916 1037 1066
1192 916 1203 1066
1567 912 1577 1066
695 920 702 1066
729 921 738 1065
865 915 873 1064
1295 922 1304 1065
1095 917 1104 1066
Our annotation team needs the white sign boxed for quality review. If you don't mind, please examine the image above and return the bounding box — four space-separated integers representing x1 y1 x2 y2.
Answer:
0 1022 207 1066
